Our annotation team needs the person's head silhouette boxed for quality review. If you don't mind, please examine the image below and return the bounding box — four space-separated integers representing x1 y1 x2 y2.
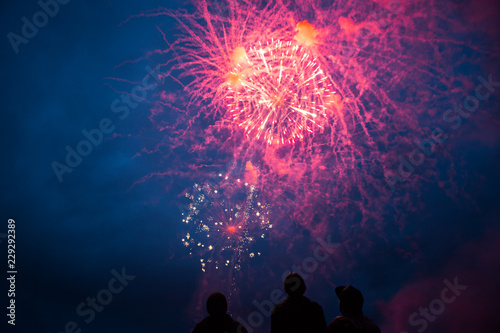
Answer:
335 285 364 315
284 272 306 297
206 291 228 316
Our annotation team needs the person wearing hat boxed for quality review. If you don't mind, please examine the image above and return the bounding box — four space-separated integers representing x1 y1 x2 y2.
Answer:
271 272 328 333
327 285 381 333
192 291 248 333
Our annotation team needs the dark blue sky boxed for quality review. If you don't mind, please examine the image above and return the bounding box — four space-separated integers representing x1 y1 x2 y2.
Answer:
1 0 500 332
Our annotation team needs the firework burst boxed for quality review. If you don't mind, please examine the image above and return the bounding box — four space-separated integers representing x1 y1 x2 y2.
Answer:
180 176 271 272
227 39 336 145
141 0 342 147
134 0 469 225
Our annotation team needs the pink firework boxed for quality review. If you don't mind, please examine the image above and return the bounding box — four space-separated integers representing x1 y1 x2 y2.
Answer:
129 0 489 228
133 0 491 238
139 0 343 147
227 39 336 145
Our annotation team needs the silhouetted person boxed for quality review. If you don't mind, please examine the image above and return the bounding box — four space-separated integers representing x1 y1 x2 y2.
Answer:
192 291 248 333
271 272 328 333
327 286 381 333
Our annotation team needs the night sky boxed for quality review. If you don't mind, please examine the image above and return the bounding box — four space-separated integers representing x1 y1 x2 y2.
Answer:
1 0 500 332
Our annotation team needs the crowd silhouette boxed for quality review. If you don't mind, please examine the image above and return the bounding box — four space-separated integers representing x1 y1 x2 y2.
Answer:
192 272 381 333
